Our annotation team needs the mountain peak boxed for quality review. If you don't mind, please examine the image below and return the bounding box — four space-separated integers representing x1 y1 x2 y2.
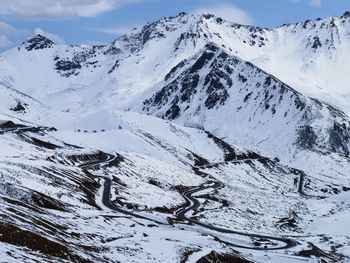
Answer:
169 11 188 18
22 34 55 51
342 11 350 18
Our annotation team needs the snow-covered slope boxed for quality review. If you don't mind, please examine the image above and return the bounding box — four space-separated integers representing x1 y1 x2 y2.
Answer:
0 12 349 160
0 111 348 262
112 11 350 113
1 12 350 114
0 81 70 127
0 11 350 263
138 43 350 161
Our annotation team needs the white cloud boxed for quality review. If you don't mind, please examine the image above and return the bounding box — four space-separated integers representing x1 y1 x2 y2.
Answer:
288 0 322 7
92 25 139 36
0 0 142 20
195 4 253 25
0 22 65 50
0 21 29 37
0 21 29 49
34 28 65 44
0 35 12 48
0 21 66 50
309 0 321 7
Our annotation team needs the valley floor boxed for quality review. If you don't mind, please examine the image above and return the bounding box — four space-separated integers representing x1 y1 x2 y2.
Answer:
1 111 349 263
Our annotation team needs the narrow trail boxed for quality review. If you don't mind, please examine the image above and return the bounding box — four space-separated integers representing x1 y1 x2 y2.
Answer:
0 126 50 134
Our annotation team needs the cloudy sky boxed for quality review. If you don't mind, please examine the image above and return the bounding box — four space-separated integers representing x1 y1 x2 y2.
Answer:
0 0 348 50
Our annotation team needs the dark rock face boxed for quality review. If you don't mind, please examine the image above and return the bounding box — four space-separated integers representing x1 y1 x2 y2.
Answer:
202 13 269 48
203 52 233 109
24 35 54 51
230 24 268 48
179 74 200 103
55 60 82 71
189 49 216 73
53 45 111 77
296 125 318 150
295 100 350 156
103 45 121 56
10 102 27 112
311 36 322 49
165 99 181 119
0 121 25 129
142 44 307 121
141 22 166 45
164 60 186 81
108 60 120 74
138 41 350 158
202 13 215 20
174 31 202 51
55 60 82 77
143 44 233 119
302 19 312 29
196 251 252 263
329 122 350 156
119 14 190 52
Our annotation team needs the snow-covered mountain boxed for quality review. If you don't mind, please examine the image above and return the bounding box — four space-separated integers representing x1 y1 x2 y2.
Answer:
1 12 349 160
1 11 350 263
2 11 350 113
139 43 350 159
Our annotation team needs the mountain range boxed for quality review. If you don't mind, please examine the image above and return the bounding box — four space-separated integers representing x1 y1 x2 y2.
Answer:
0 11 350 263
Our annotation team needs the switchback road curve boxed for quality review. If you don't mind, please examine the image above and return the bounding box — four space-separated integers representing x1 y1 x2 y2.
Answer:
79 153 298 251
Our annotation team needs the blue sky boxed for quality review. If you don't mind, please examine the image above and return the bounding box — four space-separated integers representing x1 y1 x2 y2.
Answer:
0 0 349 50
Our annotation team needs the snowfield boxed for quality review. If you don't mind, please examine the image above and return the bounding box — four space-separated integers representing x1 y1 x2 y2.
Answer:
0 10 350 263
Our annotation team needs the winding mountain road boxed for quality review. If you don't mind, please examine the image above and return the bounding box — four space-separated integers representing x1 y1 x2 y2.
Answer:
176 180 297 250
79 154 166 224
79 152 299 251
